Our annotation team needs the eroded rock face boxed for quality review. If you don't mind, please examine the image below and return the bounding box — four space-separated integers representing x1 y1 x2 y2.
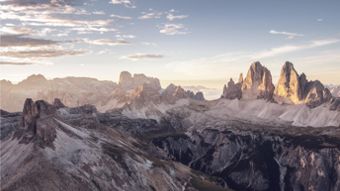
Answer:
131 83 162 107
153 127 340 191
193 91 205 101
330 97 340 111
275 61 332 107
21 98 57 144
275 62 302 103
160 84 205 104
221 78 242 99
118 71 161 91
53 98 65 109
241 62 275 100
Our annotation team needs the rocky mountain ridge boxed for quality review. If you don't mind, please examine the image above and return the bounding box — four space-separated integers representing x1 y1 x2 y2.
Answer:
221 61 335 108
1 72 205 112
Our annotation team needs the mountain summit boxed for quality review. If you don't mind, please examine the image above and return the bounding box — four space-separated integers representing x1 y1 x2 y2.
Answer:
275 61 332 107
221 61 335 108
241 61 275 100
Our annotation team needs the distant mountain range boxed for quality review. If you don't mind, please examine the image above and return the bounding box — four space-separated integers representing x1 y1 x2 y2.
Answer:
1 61 339 127
0 72 204 112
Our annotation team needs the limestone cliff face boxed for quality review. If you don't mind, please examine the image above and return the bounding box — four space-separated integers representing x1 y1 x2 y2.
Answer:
118 71 161 91
21 98 57 144
275 61 332 107
275 62 302 103
221 78 242 99
161 84 204 104
241 61 275 100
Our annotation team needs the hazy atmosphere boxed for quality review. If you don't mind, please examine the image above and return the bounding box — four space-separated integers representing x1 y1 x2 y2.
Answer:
2 1 340 191
1 0 340 86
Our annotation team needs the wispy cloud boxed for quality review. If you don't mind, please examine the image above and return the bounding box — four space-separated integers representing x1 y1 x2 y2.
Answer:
0 61 33 65
254 38 339 58
82 38 130 46
120 53 164 61
0 56 53 66
110 0 135 8
269 30 304 39
0 34 59 47
1 2 113 30
115 34 135 39
166 13 188 21
141 42 157 46
110 14 132 20
92 11 105 15
165 37 340 77
0 26 34 35
159 24 188 35
138 10 163 20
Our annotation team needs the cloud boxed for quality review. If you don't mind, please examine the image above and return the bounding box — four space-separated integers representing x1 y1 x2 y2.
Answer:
166 13 188 21
0 56 53 66
1 3 112 29
92 11 105 15
70 26 116 34
165 38 340 78
139 10 163 20
120 53 164 61
269 30 304 39
110 0 135 8
1 49 85 58
317 18 323 22
0 26 34 35
0 61 33 65
82 38 130 46
0 34 59 47
159 24 188 35
141 42 157 46
254 38 340 58
115 34 135 39
110 14 132 20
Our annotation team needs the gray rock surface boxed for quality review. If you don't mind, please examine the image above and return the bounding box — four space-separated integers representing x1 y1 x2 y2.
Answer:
152 107 340 191
221 78 242 99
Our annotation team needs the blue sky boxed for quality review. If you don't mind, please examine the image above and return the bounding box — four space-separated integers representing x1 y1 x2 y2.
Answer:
1 0 340 87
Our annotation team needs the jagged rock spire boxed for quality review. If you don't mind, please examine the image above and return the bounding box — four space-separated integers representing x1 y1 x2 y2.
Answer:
241 61 275 100
274 61 332 107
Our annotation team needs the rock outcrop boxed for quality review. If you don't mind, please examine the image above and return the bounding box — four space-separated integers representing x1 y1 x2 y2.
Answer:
161 84 204 104
192 91 205 101
221 78 242 99
118 71 161 91
275 61 332 107
130 83 162 106
275 62 302 103
329 97 340 111
328 85 340 97
21 98 58 144
241 61 275 100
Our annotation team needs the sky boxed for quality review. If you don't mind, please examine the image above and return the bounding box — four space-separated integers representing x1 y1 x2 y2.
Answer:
1 0 340 88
